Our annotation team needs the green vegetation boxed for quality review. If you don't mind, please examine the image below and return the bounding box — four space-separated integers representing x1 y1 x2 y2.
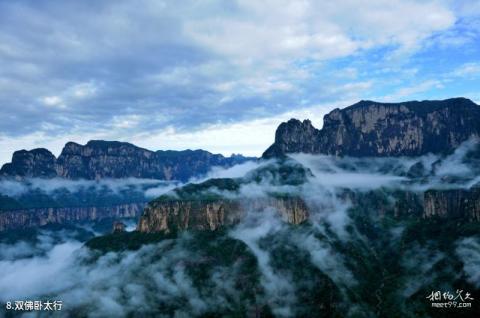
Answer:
154 178 242 202
245 158 313 186
86 230 177 252
82 207 480 317
152 159 311 204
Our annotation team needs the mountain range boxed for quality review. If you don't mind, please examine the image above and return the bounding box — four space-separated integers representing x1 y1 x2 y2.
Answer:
2 97 480 317
133 97 480 237
86 98 480 317
263 97 480 158
0 140 253 181
1 98 480 232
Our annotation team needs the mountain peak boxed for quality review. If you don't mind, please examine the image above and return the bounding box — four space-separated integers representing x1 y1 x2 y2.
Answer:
263 118 320 158
1 141 255 181
0 148 57 178
263 98 480 158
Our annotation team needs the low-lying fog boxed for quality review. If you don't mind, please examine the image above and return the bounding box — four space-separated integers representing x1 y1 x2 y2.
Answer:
1 141 479 317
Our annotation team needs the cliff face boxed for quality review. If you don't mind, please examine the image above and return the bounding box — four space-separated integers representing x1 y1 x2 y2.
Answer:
0 148 57 178
424 188 480 221
3 98 480 234
262 119 321 158
55 141 155 179
137 188 480 234
0 202 145 231
263 98 480 158
137 197 309 233
0 141 254 230
1 140 254 181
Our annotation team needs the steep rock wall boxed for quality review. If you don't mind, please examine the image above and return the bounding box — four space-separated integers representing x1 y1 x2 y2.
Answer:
0 202 146 231
137 197 309 233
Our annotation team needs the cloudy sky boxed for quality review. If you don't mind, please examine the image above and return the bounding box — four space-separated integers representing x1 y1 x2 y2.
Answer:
0 0 479 164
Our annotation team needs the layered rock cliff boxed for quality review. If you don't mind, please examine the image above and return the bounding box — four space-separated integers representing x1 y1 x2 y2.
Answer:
424 188 480 221
138 197 309 233
0 202 145 231
0 140 254 181
137 187 480 234
0 148 57 178
4 98 480 234
0 141 254 230
263 98 480 158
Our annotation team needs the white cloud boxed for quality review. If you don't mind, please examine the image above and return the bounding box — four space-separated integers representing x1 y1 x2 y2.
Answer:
185 0 455 63
0 99 349 166
71 81 98 98
382 80 444 101
38 81 99 110
111 114 143 129
451 62 480 78
41 95 64 108
454 0 480 17
0 0 472 160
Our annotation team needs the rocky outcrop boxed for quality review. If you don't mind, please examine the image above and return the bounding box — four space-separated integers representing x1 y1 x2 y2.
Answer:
1 140 254 181
0 203 146 231
262 119 321 158
347 187 480 221
263 98 480 158
137 197 309 233
0 148 57 178
112 221 127 233
424 188 480 221
137 187 480 234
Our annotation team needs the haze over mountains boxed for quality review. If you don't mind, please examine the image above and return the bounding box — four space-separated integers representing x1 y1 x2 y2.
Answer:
2 1 480 316
1 98 480 231
2 97 479 181
136 98 480 236
1 98 480 317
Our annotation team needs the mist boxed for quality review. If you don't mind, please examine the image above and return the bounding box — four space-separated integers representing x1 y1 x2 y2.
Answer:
0 159 262 204
1 140 479 316
0 177 174 200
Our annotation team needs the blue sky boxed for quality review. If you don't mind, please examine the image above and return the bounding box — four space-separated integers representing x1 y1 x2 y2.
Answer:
0 0 480 164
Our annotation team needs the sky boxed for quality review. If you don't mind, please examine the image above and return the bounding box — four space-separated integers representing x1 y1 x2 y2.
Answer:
0 0 480 165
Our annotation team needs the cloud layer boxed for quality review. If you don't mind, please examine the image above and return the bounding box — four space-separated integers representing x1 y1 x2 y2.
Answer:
1 0 480 163
1 143 480 316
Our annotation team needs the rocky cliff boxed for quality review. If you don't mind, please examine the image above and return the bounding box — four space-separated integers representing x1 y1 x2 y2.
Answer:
137 187 480 234
0 148 57 178
1 140 254 181
0 202 145 231
263 98 480 158
0 141 254 230
137 197 309 233
424 188 480 221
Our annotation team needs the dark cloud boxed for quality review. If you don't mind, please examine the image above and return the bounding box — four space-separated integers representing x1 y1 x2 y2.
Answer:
1 0 472 143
